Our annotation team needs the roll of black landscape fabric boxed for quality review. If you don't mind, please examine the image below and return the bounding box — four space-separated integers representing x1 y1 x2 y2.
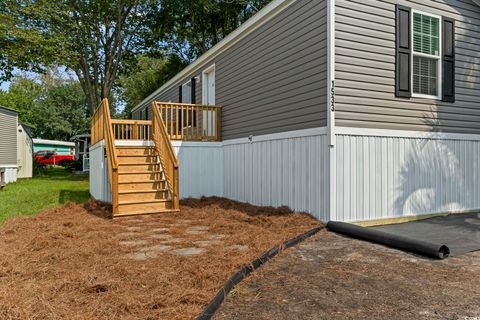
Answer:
326 221 450 259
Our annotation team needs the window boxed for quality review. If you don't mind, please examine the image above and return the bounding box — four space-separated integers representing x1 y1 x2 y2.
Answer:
411 11 441 99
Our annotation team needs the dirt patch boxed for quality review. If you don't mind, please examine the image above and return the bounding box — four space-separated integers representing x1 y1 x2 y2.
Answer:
216 230 480 320
0 197 319 320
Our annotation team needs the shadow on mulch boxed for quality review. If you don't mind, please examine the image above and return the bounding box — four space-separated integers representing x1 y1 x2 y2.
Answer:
83 200 113 219
181 196 311 218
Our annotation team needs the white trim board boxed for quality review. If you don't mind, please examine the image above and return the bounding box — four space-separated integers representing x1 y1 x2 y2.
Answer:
132 0 297 113
336 127 480 141
0 165 18 168
113 127 327 148
222 127 327 146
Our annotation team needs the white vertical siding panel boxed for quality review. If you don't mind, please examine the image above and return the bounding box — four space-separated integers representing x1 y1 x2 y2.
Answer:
173 144 224 198
336 133 480 222
223 134 329 221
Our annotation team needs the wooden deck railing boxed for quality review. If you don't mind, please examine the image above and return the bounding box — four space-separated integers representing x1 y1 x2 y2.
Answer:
91 98 119 215
153 102 221 141
111 119 152 140
152 103 179 210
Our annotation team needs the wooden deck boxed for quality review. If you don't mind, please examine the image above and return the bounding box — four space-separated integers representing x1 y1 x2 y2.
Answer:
91 99 221 217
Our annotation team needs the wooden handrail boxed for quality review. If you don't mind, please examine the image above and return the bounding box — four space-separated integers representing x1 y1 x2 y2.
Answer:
152 102 179 210
155 102 221 141
111 119 152 140
91 98 119 215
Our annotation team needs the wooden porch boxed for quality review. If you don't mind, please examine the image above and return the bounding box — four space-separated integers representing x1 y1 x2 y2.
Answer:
90 99 221 217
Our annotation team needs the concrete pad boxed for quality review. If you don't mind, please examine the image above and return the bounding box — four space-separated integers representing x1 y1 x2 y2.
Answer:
172 247 205 256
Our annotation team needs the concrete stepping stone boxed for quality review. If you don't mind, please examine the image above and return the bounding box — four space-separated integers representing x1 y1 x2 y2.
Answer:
209 234 226 240
149 234 173 240
186 226 210 235
193 240 223 247
228 245 249 251
126 226 141 231
160 238 184 244
148 228 170 233
117 232 137 238
126 244 172 261
119 240 149 246
171 247 205 256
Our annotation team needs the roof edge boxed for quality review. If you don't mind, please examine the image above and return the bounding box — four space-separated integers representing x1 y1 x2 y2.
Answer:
0 106 19 116
132 0 296 113
33 138 75 147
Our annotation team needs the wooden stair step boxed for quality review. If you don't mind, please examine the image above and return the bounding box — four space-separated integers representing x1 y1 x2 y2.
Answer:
116 147 155 156
117 200 174 215
118 190 169 202
118 181 167 192
118 163 160 173
113 208 180 217
118 172 163 182
117 155 157 164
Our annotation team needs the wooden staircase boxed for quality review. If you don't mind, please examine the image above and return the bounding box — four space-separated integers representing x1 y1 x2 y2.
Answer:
116 146 174 216
91 99 180 217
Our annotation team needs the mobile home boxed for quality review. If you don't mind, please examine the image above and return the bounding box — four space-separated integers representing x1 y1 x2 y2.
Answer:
90 0 480 222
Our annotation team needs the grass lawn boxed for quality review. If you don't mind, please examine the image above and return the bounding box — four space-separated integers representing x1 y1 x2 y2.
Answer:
0 167 90 223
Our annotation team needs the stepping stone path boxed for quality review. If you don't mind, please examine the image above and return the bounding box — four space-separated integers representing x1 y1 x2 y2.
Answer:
119 221 243 261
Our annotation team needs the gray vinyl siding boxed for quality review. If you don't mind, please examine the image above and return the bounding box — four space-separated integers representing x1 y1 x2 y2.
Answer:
0 108 18 166
335 0 480 133
133 0 328 140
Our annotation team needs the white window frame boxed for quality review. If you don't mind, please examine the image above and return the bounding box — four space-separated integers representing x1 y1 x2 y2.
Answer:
411 9 442 100
202 64 216 105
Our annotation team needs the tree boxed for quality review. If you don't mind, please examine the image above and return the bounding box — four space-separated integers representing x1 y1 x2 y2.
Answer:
0 77 42 126
0 75 89 140
118 55 186 116
150 0 272 61
1 0 156 114
35 82 90 140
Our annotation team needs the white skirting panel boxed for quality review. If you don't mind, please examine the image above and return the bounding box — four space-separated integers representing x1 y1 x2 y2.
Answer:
1 167 18 184
223 130 329 221
335 130 480 222
89 141 111 202
172 141 224 198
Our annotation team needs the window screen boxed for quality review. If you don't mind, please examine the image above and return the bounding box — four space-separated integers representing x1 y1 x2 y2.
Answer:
412 12 440 97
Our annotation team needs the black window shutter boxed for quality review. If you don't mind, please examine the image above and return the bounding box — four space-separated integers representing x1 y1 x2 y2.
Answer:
179 85 183 103
190 77 197 126
442 17 455 102
191 77 196 104
395 5 412 98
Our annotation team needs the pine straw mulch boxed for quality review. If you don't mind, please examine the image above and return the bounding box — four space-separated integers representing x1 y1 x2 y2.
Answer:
0 197 321 320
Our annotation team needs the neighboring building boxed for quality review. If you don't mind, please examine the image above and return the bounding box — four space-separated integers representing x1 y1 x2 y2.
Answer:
17 123 33 179
33 139 75 156
70 134 91 172
0 107 33 184
91 0 480 223
0 107 19 184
